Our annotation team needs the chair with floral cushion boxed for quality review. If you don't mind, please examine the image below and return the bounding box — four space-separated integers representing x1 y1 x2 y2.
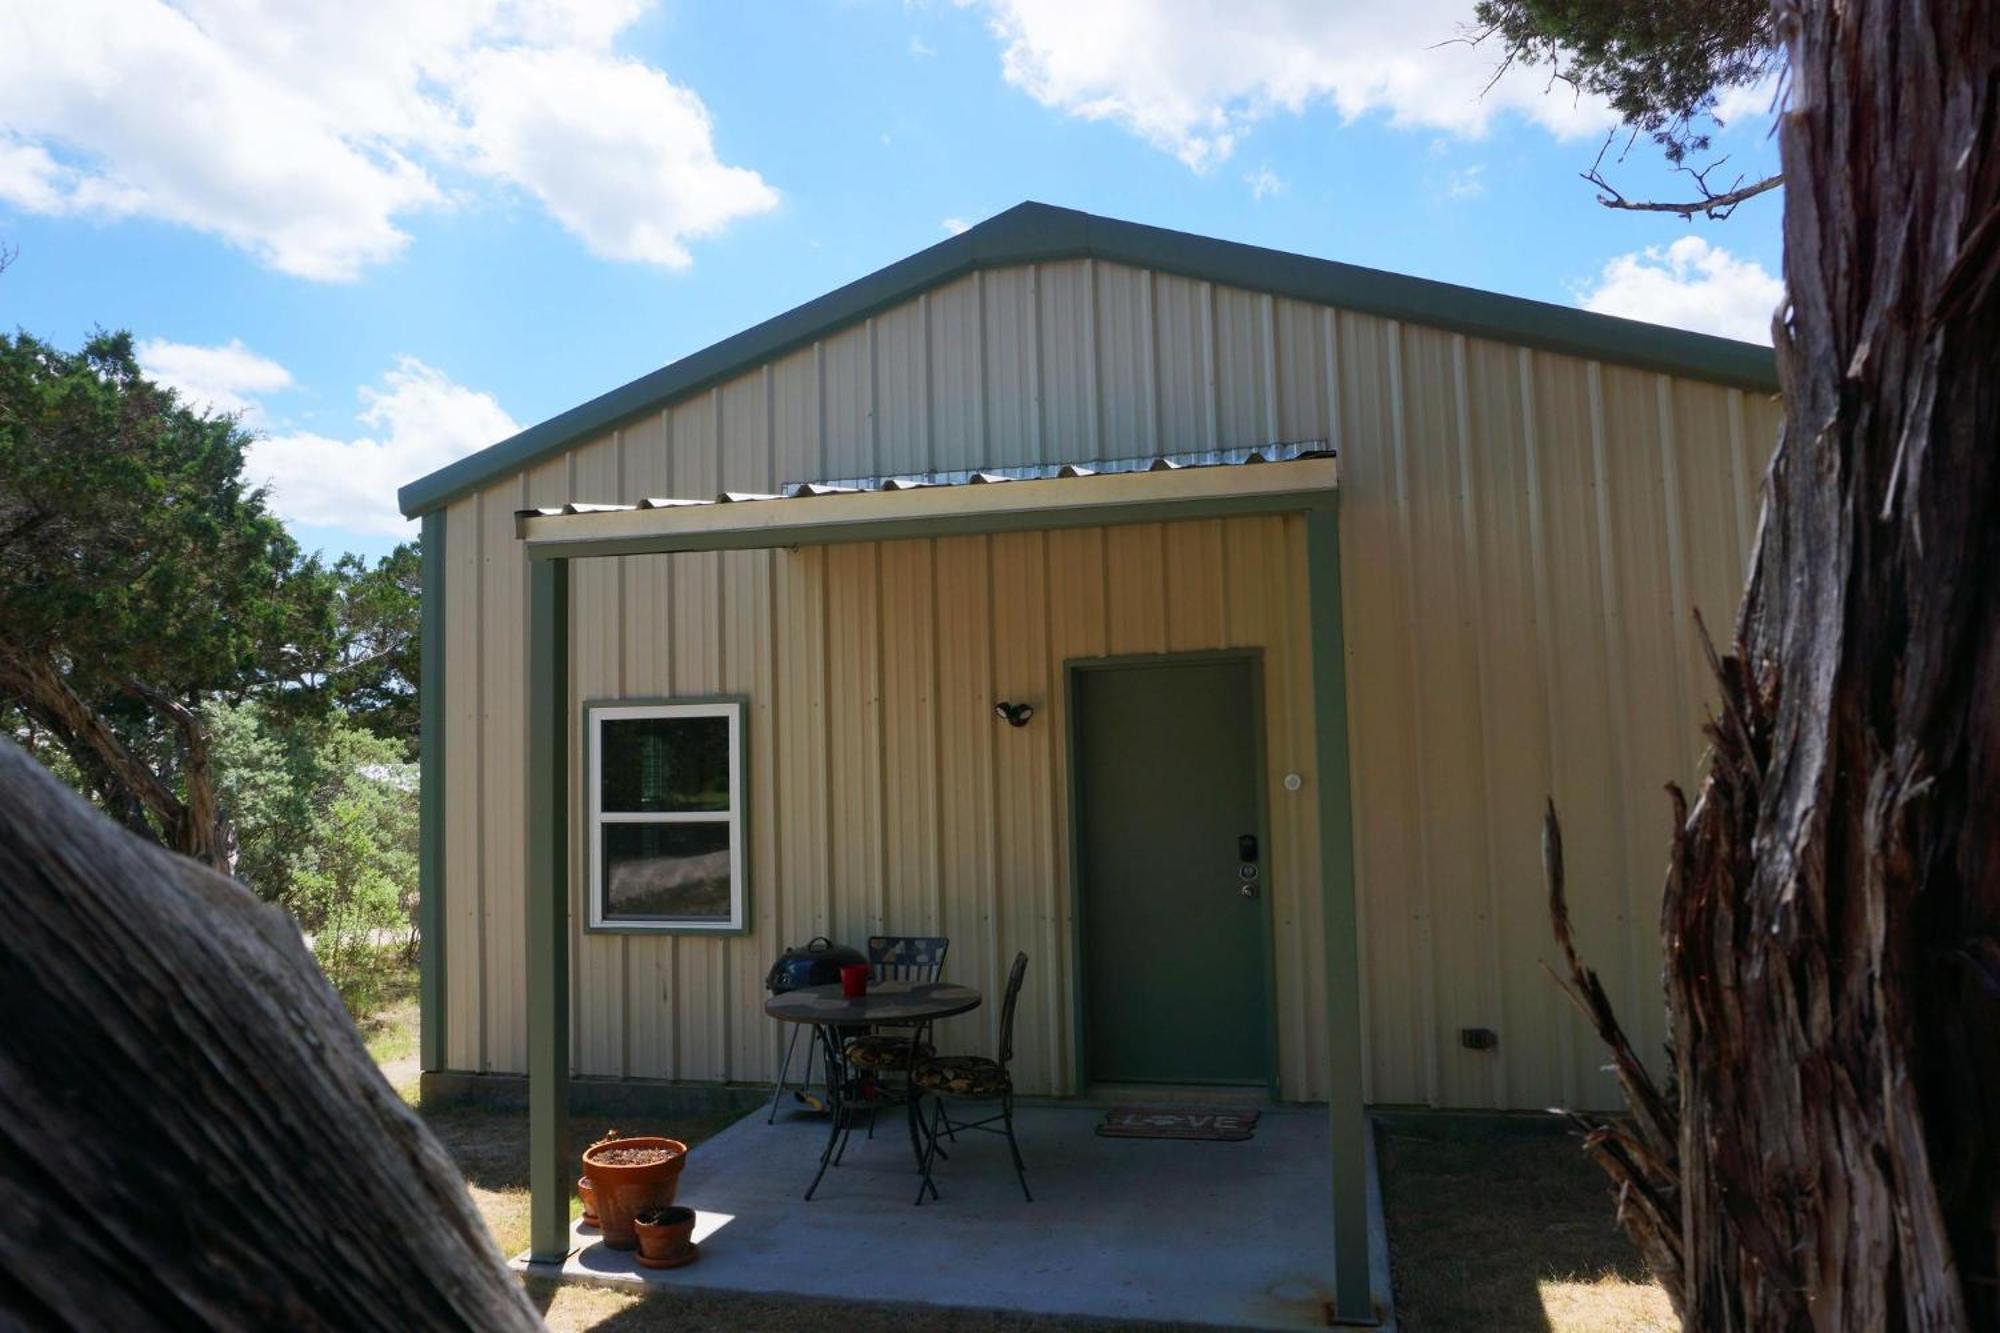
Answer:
841 935 950 1074
841 936 950 1150
912 951 1031 1204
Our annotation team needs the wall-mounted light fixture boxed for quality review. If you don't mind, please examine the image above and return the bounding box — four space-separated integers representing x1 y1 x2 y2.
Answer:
993 701 1035 728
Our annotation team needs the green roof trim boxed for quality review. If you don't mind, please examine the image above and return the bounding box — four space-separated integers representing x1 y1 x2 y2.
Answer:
399 201 1780 517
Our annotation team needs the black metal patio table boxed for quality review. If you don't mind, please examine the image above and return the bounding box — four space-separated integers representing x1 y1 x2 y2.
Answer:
763 979 982 1200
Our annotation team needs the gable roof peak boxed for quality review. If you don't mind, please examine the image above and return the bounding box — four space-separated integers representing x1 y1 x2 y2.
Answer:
399 200 1776 517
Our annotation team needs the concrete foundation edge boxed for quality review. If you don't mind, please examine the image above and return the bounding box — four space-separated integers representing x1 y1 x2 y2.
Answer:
420 1069 767 1119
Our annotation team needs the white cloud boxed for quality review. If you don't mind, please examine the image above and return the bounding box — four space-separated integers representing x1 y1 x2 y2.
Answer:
451 45 777 269
941 216 972 235
1712 77 1779 127
1443 164 1485 200
246 359 519 535
0 1 776 280
964 0 1614 170
1577 237 1782 344
136 338 295 423
1244 165 1285 200
910 35 938 57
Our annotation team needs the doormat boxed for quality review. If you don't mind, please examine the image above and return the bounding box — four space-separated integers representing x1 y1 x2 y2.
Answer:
1095 1107 1260 1141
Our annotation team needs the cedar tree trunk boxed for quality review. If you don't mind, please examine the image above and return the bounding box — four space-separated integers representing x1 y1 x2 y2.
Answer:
1556 1 2000 1329
0 646 233 871
0 739 539 1330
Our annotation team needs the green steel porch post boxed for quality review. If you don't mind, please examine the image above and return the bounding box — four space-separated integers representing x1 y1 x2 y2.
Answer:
418 509 447 1073
527 556 572 1263
1306 506 1374 1324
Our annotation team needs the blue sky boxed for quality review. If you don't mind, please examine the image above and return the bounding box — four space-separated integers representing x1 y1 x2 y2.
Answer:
0 1 1784 565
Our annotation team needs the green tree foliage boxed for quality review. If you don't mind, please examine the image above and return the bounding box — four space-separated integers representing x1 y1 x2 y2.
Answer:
0 327 426 1021
208 700 417 1013
206 700 322 908
1473 0 1777 206
0 330 337 865
324 543 422 754
294 739 418 1017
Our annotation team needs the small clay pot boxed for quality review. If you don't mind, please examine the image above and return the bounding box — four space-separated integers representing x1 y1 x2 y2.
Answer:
578 1176 599 1229
581 1136 687 1250
633 1205 698 1270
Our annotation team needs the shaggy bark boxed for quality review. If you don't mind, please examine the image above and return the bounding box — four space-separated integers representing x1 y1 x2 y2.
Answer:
1557 0 2000 1327
0 739 539 1331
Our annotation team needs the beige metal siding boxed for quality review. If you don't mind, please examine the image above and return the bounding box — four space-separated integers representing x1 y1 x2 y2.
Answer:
441 258 1781 1109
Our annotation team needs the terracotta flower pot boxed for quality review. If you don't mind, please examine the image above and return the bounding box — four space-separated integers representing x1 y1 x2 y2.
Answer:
633 1205 698 1270
578 1175 599 1229
580 1136 687 1250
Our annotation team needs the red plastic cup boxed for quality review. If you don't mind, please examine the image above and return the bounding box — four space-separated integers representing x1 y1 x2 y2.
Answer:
840 963 870 998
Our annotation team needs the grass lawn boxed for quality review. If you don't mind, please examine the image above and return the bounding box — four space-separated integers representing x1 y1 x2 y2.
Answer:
370 999 1672 1330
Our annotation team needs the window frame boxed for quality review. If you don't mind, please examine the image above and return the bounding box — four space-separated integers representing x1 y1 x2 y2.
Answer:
584 698 747 934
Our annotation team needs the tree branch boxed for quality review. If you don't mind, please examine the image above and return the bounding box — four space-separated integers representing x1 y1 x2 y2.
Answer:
0 646 188 845
121 677 231 871
1542 798 1686 1316
1582 139 1783 219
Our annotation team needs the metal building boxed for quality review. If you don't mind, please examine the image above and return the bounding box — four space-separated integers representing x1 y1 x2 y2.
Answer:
399 202 1780 1310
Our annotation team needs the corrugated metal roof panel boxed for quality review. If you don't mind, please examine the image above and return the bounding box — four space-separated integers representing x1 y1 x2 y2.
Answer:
517 441 1332 521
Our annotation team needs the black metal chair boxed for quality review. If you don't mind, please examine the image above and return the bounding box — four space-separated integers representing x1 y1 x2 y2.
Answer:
870 935 950 981
767 936 950 1126
912 951 1031 1204
842 935 950 1074
841 936 951 1146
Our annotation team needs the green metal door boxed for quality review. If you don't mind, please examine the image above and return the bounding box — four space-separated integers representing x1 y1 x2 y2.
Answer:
1075 656 1271 1085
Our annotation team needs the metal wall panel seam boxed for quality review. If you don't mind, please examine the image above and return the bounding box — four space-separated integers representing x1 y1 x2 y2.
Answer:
1384 322 1442 1107
1451 334 1511 1110
1584 362 1642 1059
1653 377 1701 780
1083 259 1103 459
1143 270 1160 453
1320 307 1342 458
1259 292 1280 443
1726 388 1755 573
1199 280 1219 451
1514 349 1578 1108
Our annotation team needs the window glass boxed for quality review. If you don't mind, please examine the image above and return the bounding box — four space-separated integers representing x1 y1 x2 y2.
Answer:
589 702 744 932
599 714 730 812
602 822 732 922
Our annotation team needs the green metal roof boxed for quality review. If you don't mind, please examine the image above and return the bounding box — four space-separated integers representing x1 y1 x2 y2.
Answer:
398 200 1780 518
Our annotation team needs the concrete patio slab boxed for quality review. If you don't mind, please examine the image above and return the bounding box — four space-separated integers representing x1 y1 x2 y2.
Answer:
516 1104 1393 1329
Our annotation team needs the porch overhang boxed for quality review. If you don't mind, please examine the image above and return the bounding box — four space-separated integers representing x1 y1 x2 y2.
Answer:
517 444 1376 1323
516 451 1340 560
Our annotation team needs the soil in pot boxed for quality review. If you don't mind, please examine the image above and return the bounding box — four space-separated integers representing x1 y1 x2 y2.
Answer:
633 1205 698 1270
581 1136 687 1250
578 1176 598 1229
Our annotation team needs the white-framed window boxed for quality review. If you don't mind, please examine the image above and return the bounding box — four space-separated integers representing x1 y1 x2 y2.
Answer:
586 700 746 933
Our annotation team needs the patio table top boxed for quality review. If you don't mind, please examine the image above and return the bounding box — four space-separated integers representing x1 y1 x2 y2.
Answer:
763 979 981 1026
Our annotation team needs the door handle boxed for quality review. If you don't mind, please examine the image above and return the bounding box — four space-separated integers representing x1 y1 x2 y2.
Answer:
1237 863 1259 898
